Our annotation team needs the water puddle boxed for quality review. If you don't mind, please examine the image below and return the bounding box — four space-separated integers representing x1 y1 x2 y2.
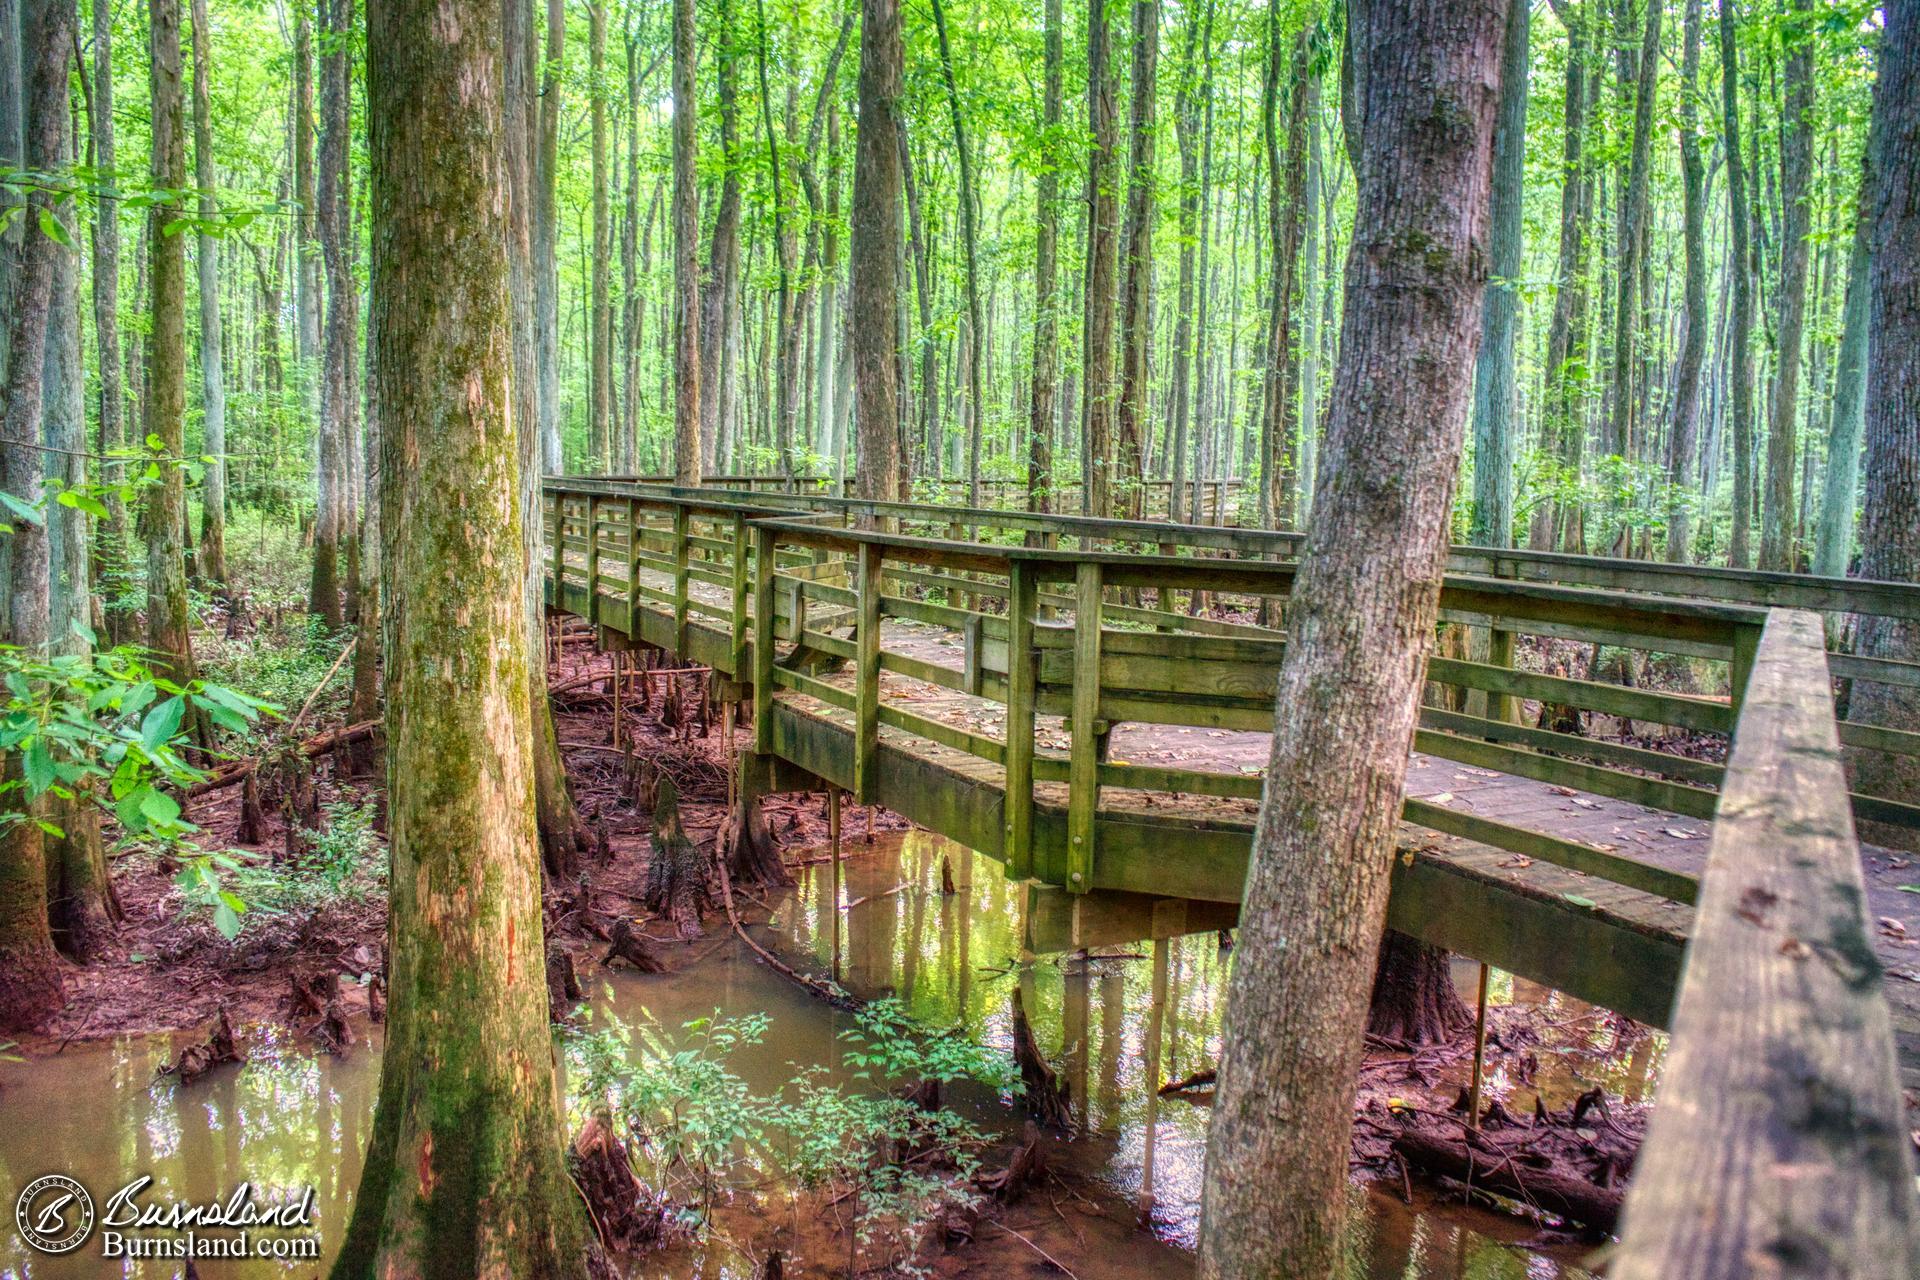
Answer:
0 831 1633 1278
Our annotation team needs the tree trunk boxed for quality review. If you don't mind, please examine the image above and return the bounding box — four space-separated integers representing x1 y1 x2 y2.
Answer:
189 0 227 587
294 9 320 376
0 0 75 1031
1366 931 1470 1044
1114 0 1159 521
1666 0 1707 563
1027 0 1064 515
928 0 988 510
699 0 742 472
1847 1 1919 842
534 0 565 473
90 0 132 642
338 1 599 1269
315 0 357 637
851 0 903 507
1759 0 1814 571
1721 0 1756 568
1082 0 1120 517
1537 1 1590 553
1259 27 1307 531
1468 0 1526 549
145 0 202 700
1167 1 1201 524
1197 3 1506 1274
671 0 702 483
588 1 612 471
1604 0 1660 466
1814 206 1871 578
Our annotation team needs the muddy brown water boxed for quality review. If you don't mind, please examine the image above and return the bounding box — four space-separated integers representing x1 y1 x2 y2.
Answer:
1 832 1646 1278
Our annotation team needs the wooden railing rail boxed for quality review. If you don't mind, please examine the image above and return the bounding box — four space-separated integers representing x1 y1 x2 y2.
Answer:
1612 609 1920 1279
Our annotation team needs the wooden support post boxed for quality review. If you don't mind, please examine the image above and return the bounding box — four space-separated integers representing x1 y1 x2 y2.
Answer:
1465 960 1491 1132
1156 540 1177 627
854 542 884 802
961 614 985 696
730 513 750 677
1728 623 1761 716
1067 561 1103 892
1005 561 1037 878
584 496 602 623
549 495 566 608
946 520 970 613
672 505 691 655
829 787 843 985
752 524 776 754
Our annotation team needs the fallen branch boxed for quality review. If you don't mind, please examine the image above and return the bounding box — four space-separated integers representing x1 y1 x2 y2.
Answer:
187 720 381 796
714 841 859 1010
1389 1127 1622 1233
290 642 355 733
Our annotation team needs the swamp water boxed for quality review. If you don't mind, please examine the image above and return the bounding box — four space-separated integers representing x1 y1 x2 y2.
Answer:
1 831 1638 1278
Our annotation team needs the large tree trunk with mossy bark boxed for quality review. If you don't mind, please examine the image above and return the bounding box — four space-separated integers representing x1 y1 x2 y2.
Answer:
1198 3 1505 1276
334 4 599 1274
850 0 902 508
1848 1 1919 848
0 0 75 1031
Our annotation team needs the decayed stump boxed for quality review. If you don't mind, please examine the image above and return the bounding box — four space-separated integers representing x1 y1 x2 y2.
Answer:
722 791 792 889
641 776 711 939
237 771 269 845
1011 988 1071 1129
604 918 666 973
164 1008 244 1084
570 1110 668 1252
547 946 583 1020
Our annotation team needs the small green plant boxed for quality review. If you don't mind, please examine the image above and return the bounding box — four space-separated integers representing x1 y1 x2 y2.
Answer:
228 800 384 925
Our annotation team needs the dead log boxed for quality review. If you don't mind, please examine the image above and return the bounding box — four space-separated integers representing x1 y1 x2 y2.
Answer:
721 792 792 889
186 719 381 796
604 918 667 973
1158 1068 1217 1096
1390 1127 1623 1233
641 777 712 939
1011 988 1071 1129
163 1008 243 1084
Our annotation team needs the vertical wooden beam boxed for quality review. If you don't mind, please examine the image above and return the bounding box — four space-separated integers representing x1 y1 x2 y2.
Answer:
854 541 884 802
729 512 750 677
547 492 564 608
946 519 971 613
672 504 691 654
1067 561 1103 892
752 524 776 753
625 497 642 631
584 496 603 622
1729 622 1761 716
1005 560 1037 878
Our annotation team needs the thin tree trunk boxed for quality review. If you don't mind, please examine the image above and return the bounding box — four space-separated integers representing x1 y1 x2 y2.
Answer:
1468 0 1526 548
851 0 903 506
313 0 356 631
339 2 601 1269
1665 0 1707 563
190 0 227 586
1759 0 1814 570
90 0 131 641
1198 2 1506 1273
1814 202 1871 578
699 0 742 472
1083 0 1120 517
1115 0 1159 521
294 8 320 375
1536 0 1590 552
534 0 565 472
671 0 702 483
928 0 987 509
1259 26 1307 530
1721 0 1756 567
1605 0 1660 472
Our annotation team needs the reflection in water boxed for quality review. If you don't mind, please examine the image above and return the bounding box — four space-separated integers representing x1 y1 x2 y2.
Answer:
0 831 1621 1279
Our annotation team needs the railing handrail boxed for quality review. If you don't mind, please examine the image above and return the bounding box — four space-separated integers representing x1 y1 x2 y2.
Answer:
1612 608 1920 1278
545 475 1920 624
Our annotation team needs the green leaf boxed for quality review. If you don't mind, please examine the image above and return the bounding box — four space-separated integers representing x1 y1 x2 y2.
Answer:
213 902 242 939
140 696 186 753
36 206 72 247
0 491 42 527
1561 893 1597 909
55 489 110 519
1897 885 1920 895
139 789 182 828
22 739 54 793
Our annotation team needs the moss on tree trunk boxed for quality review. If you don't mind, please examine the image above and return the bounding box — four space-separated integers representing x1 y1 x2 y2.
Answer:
333 5 596 1273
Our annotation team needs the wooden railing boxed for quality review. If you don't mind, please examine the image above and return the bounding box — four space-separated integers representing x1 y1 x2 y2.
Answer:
1612 609 1920 1277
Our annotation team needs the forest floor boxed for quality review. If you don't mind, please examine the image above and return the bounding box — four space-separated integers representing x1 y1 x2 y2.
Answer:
14 623 1649 1271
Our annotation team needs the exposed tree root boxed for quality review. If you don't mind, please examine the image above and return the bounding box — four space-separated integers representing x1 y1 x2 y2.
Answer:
641 776 712 939
721 791 793 889
163 1007 243 1084
570 1111 671 1253
1011 988 1071 1129
603 918 666 973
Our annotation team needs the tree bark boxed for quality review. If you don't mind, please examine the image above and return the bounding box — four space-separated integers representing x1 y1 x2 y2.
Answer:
1115 0 1159 521
189 0 227 587
1604 0 1660 468
929 0 988 509
1082 0 1120 517
1721 0 1756 568
1259 27 1307 531
588 1 612 471
1666 0 1707 563
294 8 321 375
1759 0 1814 571
1198 3 1506 1274
338 0 598 1269
1847 0 1919 842
1536 0 1590 553
314 0 357 637
1027 0 1064 515
1468 0 1526 549
851 0 903 507
145 0 202 700
533 0 565 473
0 0 76 1031
671 0 702 483
1814 205 1871 578
89 0 131 641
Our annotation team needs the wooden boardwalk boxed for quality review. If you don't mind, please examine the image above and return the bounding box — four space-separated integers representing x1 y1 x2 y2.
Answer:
546 477 1920 1273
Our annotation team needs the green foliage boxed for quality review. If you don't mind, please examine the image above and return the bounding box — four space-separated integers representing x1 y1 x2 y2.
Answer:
228 800 385 924
565 998 1013 1273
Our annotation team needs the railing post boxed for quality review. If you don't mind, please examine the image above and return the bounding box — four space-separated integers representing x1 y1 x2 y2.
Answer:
729 513 749 676
625 497 641 633
672 505 691 655
752 524 776 754
946 519 971 614
584 496 602 623
854 541 884 802
547 491 564 609
1068 561 1103 892
1729 622 1762 717
1005 560 1037 878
